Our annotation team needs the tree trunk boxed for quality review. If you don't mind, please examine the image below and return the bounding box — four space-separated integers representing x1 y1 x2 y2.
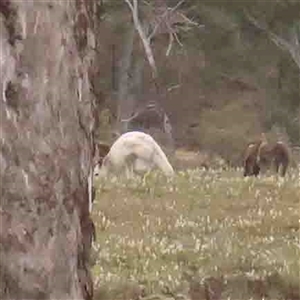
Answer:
0 1 100 299
116 25 136 133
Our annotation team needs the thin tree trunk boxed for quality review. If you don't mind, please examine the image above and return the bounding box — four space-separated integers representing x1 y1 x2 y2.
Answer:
117 25 136 132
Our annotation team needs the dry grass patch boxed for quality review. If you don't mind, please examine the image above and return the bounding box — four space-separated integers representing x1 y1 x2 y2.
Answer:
92 168 300 300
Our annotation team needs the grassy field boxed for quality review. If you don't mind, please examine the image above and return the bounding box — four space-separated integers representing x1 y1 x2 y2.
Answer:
91 168 300 300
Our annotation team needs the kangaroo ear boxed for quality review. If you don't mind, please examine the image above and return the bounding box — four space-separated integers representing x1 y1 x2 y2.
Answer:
93 164 100 177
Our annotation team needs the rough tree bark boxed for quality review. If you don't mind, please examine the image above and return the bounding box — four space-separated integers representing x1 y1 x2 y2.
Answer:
0 1 100 299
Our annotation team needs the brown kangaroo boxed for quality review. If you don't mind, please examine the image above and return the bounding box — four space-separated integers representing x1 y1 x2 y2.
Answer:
243 141 261 177
243 134 290 177
257 141 290 177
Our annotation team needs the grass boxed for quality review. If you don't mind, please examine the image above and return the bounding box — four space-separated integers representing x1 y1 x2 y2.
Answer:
91 167 300 300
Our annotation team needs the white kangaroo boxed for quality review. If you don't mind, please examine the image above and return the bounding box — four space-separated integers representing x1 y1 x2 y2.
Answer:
94 131 174 178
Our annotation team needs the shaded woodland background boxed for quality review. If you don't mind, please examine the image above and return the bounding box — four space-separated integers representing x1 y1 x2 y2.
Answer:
95 0 300 166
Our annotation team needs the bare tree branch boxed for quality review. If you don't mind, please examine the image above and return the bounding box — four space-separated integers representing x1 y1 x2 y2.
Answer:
268 26 300 70
120 111 140 123
178 12 200 27
148 0 185 40
125 0 134 11
245 12 300 70
173 30 183 46
125 0 193 71
165 22 183 56
124 0 158 78
166 30 174 56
